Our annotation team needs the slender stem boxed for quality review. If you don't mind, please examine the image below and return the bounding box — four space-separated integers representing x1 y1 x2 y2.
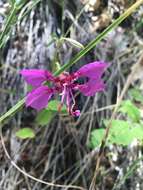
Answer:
0 0 41 48
0 0 143 124
0 5 18 48
0 98 25 124
17 0 41 22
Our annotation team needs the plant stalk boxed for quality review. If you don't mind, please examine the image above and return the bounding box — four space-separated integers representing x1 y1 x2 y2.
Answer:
0 4 18 48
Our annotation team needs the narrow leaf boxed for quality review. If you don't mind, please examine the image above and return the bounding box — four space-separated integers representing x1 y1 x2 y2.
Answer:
61 37 84 49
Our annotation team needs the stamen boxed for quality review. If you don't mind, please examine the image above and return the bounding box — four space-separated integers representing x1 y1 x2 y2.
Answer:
58 84 67 113
69 89 80 116
66 90 71 113
72 110 80 116
58 103 63 112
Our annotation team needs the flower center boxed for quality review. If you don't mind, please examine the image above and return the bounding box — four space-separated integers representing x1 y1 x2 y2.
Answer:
53 73 80 116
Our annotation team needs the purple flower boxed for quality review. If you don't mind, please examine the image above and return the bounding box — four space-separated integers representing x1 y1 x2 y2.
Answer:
26 86 53 111
20 61 107 116
20 70 54 87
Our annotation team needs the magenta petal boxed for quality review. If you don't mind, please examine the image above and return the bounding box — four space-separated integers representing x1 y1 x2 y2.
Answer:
26 86 53 111
78 80 105 96
20 69 54 87
72 110 80 116
76 61 107 79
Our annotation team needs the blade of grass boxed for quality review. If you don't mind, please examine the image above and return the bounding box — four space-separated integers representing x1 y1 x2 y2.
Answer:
0 98 25 124
17 0 41 22
0 4 18 48
0 0 143 124
0 0 41 49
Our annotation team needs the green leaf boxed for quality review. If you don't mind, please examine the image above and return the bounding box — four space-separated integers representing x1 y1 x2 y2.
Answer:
90 120 143 149
47 100 67 113
131 124 143 140
110 120 131 131
36 100 67 125
16 128 35 139
129 88 143 103
109 120 133 145
61 37 84 49
110 121 143 144
119 100 141 122
90 129 105 148
110 128 133 145
105 119 131 132
36 110 54 125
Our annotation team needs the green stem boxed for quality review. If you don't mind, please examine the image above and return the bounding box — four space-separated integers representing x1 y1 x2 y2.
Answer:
0 0 41 48
0 98 25 124
0 5 18 48
0 0 143 124
18 0 41 22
